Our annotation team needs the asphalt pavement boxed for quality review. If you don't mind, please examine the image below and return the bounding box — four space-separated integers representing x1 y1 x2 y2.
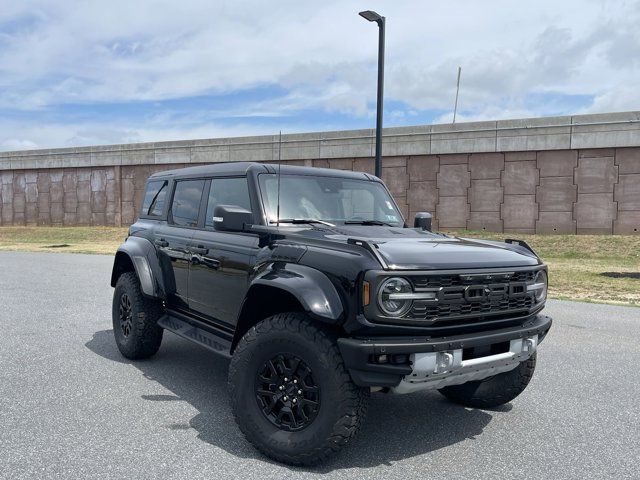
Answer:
1 251 639 480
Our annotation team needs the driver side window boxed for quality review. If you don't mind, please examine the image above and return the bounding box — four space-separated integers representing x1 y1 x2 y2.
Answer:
205 177 252 228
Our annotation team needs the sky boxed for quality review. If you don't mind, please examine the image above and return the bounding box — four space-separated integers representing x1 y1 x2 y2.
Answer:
1 0 639 151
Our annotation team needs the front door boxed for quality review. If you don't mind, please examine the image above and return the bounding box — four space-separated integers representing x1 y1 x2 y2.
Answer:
187 176 258 326
156 178 206 310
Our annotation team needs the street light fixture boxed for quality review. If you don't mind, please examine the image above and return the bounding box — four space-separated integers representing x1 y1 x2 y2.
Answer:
359 10 385 178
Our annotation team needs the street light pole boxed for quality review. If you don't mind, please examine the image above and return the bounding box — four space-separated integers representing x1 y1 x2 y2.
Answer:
359 10 385 178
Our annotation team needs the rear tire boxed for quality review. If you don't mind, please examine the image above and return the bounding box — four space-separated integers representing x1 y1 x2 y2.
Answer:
228 312 369 465
438 353 537 408
112 272 164 359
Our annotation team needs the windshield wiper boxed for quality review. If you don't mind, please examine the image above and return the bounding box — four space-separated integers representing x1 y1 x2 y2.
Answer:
344 220 395 227
270 218 336 227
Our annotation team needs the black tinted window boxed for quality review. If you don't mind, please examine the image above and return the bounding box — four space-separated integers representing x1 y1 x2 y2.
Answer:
171 180 205 227
141 180 168 217
205 178 251 227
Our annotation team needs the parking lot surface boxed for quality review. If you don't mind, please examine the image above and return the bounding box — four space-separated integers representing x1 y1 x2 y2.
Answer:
1 252 639 479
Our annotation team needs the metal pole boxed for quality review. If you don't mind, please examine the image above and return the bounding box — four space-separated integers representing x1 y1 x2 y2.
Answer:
453 66 461 124
374 17 385 178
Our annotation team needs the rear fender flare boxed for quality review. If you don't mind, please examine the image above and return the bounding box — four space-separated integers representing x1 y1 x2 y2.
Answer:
110 236 167 299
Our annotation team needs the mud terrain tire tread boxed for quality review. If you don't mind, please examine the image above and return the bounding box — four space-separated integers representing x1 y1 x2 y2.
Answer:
112 272 163 359
229 312 369 465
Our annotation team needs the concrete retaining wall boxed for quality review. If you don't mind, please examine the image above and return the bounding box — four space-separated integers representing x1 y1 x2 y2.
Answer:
1 111 639 234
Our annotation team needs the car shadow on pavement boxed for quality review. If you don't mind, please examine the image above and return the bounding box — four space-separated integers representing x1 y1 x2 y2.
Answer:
86 329 501 472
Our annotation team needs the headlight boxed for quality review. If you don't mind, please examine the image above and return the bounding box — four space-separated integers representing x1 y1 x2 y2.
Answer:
378 277 413 317
527 270 548 303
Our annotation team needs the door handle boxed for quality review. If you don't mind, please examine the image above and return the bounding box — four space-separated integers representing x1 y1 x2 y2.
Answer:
155 238 169 247
191 245 209 255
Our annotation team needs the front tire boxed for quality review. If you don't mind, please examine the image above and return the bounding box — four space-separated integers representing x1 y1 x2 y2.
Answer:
228 313 369 465
112 272 164 359
438 353 537 408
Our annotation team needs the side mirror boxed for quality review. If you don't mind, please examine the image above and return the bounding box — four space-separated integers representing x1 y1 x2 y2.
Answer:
414 212 432 231
213 205 253 232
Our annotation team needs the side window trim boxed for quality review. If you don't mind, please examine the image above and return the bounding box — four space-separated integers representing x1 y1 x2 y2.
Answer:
147 181 168 217
197 179 212 228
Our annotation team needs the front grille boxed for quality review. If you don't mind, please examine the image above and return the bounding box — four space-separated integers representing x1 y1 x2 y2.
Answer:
412 270 536 289
405 270 537 324
410 295 533 320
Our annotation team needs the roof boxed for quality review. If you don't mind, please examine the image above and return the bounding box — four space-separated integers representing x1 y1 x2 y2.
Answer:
149 161 376 181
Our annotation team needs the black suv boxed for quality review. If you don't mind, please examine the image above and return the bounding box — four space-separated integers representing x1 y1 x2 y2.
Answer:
110 162 552 464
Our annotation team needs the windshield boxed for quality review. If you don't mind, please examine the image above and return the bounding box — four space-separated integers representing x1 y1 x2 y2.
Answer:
258 173 404 227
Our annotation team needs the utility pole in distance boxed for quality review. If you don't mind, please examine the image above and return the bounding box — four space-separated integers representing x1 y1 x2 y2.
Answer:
453 66 462 124
359 10 385 178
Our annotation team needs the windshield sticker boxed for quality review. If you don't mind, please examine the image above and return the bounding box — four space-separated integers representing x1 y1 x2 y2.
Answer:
385 201 394 210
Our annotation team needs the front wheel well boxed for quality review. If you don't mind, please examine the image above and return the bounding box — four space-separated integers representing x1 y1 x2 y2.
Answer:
111 251 135 287
231 285 341 353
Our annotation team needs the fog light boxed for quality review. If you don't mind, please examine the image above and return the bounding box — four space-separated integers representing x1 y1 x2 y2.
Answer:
376 354 388 364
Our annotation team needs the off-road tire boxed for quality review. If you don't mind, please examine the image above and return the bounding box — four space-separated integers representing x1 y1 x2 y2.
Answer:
438 353 537 408
228 312 369 465
112 272 164 359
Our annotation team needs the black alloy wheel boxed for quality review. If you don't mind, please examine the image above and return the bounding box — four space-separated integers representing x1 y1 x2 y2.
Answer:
112 272 163 359
255 353 320 431
119 292 133 337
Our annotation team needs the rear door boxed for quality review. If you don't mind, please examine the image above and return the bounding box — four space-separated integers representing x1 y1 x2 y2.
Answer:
188 176 259 326
155 178 206 310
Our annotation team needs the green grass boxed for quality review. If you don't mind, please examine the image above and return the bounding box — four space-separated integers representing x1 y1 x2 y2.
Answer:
0 226 128 255
1 226 638 306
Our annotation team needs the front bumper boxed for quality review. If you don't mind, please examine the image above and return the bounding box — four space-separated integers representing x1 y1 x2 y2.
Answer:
338 314 552 390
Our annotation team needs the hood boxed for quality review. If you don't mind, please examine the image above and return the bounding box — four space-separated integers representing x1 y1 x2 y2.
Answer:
284 225 540 270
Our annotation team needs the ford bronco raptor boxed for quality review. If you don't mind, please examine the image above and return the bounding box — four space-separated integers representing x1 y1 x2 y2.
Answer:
110 162 551 465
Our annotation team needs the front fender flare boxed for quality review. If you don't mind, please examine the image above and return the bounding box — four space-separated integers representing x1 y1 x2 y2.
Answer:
111 236 167 299
251 263 344 320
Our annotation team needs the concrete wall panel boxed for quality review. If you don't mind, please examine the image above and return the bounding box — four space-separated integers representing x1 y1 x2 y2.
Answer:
467 211 503 231
615 174 640 210
574 157 618 194
437 164 470 196
536 211 576 234
502 195 537 230
382 165 409 197
469 179 503 212
614 211 640 234
436 196 469 229
615 147 640 174
502 161 539 195
469 153 504 179
537 150 577 177
407 155 438 181
407 181 437 212
537 177 576 212
574 193 617 231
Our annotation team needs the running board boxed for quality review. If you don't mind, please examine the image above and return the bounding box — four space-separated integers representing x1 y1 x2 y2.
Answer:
158 314 232 358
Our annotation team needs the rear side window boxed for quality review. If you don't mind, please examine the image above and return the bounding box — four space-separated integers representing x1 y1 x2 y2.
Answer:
205 177 252 227
141 180 168 217
170 179 205 227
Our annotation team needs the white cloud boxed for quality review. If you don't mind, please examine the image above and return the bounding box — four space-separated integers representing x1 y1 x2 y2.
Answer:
1 0 639 149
